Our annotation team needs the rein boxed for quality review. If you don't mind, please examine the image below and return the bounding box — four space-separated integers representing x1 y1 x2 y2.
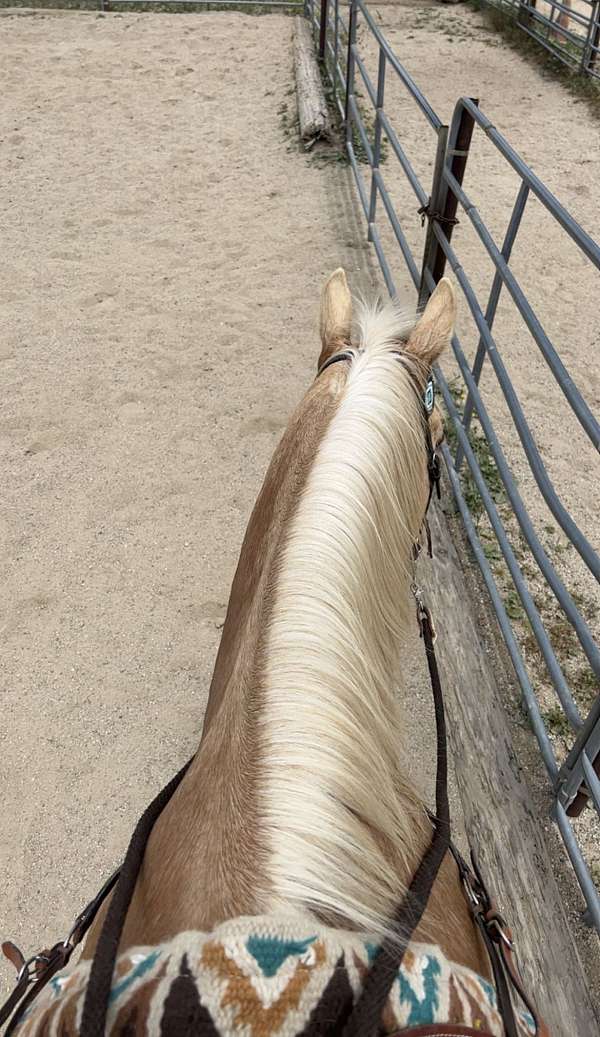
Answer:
1 349 540 1037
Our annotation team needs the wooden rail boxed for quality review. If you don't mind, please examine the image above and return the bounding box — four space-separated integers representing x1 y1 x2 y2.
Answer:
423 495 599 1036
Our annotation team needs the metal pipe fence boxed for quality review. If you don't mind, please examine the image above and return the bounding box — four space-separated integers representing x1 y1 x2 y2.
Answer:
484 0 600 79
9 0 305 8
307 0 600 936
97 0 304 10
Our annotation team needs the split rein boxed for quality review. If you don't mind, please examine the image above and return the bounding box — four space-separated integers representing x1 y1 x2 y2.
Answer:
1 349 540 1037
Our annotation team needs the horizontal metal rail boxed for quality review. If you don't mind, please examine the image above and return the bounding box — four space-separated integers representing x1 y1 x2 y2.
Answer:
458 98 600 272
442 166 600 454
31 0 305 6
354 0 442 129
429 209 600 589
379 112 429 207
102 0 304 6
437 381 562 774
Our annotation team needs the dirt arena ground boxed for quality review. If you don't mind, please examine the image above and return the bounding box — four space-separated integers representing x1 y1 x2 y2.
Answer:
1 1 599 1024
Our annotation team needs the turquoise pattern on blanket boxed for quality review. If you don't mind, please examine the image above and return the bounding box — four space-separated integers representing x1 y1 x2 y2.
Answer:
245 934 316 977
14 919 537 1037
480 975 498 1008
50 975 65 998
109 950 161 1003
398 953 441 1024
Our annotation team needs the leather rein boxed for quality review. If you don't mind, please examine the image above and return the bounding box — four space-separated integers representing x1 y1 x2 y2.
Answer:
1 348 541 1037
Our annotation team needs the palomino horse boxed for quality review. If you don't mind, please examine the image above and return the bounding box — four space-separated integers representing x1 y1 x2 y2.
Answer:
552 0 571 41
2 273 543 1036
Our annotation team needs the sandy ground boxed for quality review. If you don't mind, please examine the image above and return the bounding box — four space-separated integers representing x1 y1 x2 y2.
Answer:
0 6 468 1003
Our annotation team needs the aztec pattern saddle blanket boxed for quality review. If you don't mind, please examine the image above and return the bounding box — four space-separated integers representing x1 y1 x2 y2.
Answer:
16 914 536 1036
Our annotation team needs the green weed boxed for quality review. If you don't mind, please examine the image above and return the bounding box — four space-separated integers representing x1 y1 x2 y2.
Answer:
542 704 572 740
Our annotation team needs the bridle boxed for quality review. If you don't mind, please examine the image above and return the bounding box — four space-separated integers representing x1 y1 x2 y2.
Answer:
0 348 542 1037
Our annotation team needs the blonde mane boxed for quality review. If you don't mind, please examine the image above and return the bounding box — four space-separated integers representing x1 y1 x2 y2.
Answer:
260 299 431 940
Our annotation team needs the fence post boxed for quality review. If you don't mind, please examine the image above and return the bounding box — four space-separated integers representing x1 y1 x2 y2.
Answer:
344 0 358 138
417 128 448 311
417 98 477 311
319 0 329 60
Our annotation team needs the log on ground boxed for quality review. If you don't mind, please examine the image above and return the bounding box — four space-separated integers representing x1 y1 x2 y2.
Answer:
294 17 330 142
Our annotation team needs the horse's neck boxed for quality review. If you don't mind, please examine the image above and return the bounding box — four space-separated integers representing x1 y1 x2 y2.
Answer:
116 350 486 978
116 374 347 948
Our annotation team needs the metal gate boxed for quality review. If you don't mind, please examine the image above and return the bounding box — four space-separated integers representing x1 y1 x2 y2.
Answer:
485 0 600 80
308 0 600 936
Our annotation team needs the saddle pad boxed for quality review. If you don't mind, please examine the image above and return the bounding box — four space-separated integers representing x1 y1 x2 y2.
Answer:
16 915 536 1036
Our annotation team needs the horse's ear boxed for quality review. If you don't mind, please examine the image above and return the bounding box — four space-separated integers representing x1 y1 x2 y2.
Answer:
406 278 456 365
318 268 352 367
